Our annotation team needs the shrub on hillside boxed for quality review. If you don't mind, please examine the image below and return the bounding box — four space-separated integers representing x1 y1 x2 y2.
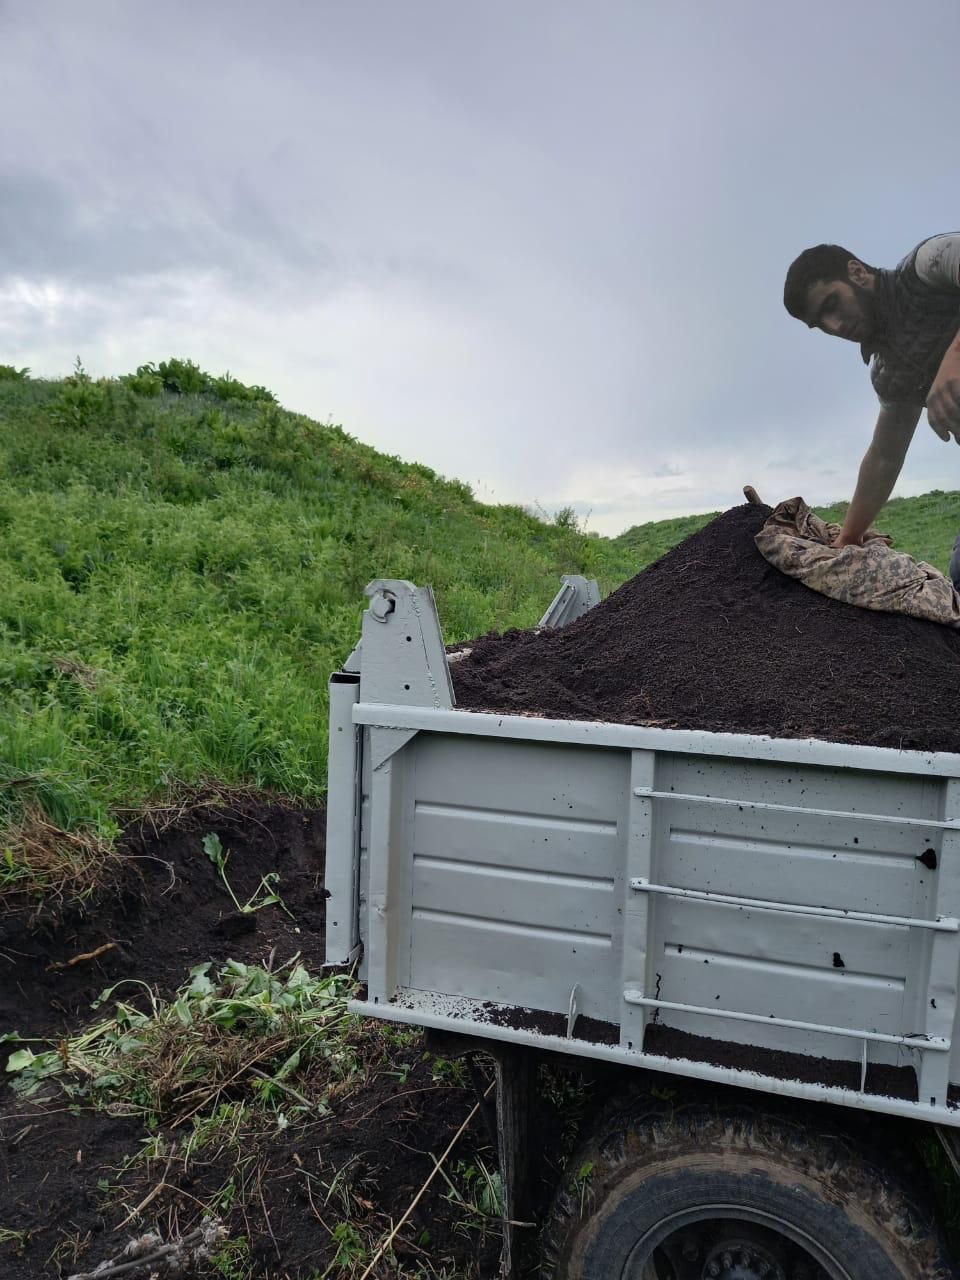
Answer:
119 359 277 405
157 358 209 396
121 364 164 397
211 372 277 404
49 360 134 432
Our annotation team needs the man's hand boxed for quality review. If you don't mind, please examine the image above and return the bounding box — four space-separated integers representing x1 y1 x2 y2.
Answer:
832 530 863 549
927 348 960 443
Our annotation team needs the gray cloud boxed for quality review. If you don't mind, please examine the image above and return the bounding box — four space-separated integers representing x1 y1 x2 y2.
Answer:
2 0 960 532
0 170 334 290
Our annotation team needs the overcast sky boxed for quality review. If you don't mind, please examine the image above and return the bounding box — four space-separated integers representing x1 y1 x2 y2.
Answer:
2 1 959 534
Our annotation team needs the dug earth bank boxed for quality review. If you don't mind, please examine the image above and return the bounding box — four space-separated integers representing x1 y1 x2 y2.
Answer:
0 795 503 1279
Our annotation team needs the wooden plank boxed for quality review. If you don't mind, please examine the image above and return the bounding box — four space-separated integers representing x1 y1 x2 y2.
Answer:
495 1047 534 1280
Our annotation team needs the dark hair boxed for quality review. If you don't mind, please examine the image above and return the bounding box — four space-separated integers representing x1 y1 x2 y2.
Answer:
783 244 874 319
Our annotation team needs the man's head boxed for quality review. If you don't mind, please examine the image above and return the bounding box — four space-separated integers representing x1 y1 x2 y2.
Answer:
783 244 879 343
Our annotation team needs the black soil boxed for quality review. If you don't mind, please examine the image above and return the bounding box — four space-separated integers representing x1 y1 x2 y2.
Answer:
480 1003 619 1046
0 1045 500 1280
480 1005 918 1101
0 797 500 1280
644 1024 919 1101
0 794 328 1049
452 503 960 754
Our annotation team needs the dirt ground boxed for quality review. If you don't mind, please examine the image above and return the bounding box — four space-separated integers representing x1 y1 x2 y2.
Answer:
0 794 328 1051
0 795 505 1279
452 502 960 754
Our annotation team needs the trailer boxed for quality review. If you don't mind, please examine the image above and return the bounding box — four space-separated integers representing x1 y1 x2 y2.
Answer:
325 577 960 1279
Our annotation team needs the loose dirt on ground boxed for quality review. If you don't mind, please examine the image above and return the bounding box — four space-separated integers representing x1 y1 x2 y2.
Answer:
0 794 504 1280
452 502 960 754
1 793 328 1048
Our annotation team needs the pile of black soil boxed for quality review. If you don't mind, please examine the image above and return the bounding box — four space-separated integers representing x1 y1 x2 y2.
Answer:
452 503 960 754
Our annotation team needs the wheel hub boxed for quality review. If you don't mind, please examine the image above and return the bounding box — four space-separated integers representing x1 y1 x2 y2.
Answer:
701 1239 785 1280
646 1215 836 1280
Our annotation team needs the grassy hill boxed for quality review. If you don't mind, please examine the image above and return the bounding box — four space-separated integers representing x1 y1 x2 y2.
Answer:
4 362 960 1279
0 362 639 878
3 359 960 880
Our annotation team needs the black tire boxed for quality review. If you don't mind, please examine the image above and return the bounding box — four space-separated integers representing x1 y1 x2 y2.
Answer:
541 1099 956 1280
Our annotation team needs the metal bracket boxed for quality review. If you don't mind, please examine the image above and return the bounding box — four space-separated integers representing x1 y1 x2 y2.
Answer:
322 943 361 971
538 575 600 630
358 580 454 769
359 580 454 710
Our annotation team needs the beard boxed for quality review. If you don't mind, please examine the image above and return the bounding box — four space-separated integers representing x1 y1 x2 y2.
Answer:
849 280 880 340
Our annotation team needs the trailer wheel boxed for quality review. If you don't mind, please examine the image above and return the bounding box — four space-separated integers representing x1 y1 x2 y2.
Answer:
541 1099 954 1280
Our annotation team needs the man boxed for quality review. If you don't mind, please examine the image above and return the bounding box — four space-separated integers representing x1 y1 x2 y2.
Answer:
783 235 960 584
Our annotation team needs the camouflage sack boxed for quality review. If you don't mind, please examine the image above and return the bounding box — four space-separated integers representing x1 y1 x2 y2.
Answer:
754 496 960 628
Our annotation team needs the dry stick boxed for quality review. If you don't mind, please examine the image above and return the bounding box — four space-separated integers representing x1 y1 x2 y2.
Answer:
123 853 178 894
388 1133 535 1230
67 1226 207 1280
369 1213 435 1262
348 1083 460 1126
173 1044 279 1125
300 1169 335 1236
115 1152 176 1230
247 1065 313 1109
356 1081 495 1280
116 1178 169 1231
257 1169 282 1262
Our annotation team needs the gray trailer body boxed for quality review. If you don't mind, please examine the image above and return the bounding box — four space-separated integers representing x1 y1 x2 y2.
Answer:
325 579 960 1129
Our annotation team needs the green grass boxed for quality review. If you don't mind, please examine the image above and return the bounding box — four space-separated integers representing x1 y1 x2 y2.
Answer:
2 358 960 868
0 362 637 859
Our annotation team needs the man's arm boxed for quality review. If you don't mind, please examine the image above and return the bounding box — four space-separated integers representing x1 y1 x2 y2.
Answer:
834 402 922 547
916 235 960 439
927 331 960 442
